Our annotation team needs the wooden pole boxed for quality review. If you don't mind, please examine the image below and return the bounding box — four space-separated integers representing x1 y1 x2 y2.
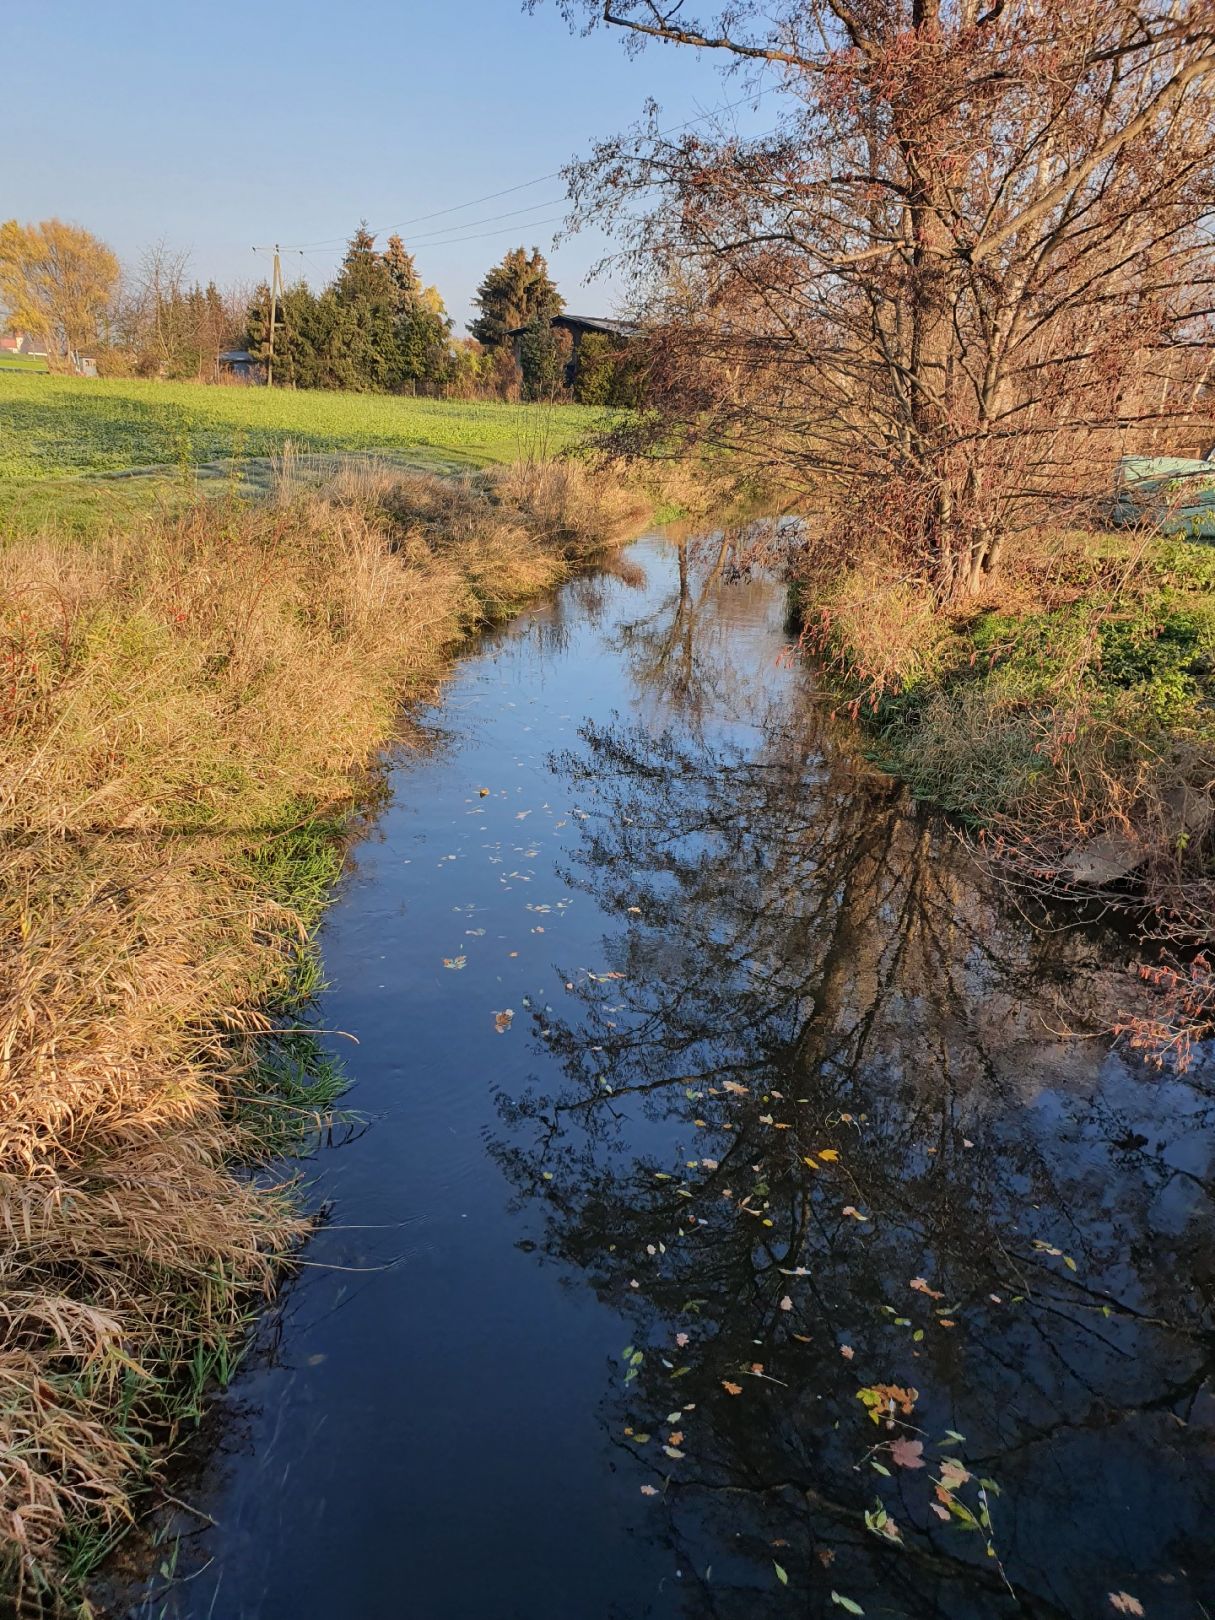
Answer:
266 244 282 388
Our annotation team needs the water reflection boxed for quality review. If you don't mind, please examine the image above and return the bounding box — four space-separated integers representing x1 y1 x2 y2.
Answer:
493 699 1215 1617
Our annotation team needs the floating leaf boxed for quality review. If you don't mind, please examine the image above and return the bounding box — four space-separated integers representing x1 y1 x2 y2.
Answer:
722 1380 743 1396
938 1458 971 1491
817 1148 840 1162
841 1206 869 1222
442 956 467 970
639 1484 658 1496
1108 1595 1145 1617
780 1295 794 1311
909 1277 944 1300
889 1437 924 1469
831 1593 864 1615
773 1562 788 1586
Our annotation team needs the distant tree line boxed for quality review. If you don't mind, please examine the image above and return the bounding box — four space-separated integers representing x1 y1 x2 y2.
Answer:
0 216 642 402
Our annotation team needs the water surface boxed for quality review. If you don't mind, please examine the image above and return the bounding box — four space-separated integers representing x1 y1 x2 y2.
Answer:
124 532 1214 1620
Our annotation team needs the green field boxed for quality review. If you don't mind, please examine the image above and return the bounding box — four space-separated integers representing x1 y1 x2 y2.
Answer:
0 373 606 481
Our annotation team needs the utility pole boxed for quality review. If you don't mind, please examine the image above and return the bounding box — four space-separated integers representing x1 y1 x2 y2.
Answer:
266 244 283 388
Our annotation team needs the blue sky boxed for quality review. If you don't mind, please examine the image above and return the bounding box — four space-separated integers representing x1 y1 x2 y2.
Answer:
6 1 768 327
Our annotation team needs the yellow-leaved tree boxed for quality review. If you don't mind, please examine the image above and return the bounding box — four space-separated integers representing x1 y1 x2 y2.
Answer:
0 218 119 370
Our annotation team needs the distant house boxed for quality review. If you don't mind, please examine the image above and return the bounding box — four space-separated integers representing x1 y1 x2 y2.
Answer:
0 330 48 357
217 349 265 384
506 313 638 388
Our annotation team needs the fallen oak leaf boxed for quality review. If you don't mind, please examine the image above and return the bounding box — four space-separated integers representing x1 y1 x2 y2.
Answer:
722 1380 743 1396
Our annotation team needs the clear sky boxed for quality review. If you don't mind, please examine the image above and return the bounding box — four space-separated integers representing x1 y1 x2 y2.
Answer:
5 1 768 328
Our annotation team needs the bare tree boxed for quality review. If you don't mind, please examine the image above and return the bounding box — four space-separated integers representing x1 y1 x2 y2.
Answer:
545 1 1215 597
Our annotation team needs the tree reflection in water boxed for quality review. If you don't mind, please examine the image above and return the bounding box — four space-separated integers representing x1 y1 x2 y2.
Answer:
491 690 1215 1618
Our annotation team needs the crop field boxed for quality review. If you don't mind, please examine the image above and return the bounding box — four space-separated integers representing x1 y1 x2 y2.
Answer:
0 372 606 482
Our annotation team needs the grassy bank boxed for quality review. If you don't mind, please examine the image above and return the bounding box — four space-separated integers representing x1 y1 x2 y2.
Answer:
797 528 1215 1058
0 459 656 1612
0 373 608 481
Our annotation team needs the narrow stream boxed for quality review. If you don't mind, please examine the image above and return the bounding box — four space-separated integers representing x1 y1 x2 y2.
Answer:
121 531 1214 1620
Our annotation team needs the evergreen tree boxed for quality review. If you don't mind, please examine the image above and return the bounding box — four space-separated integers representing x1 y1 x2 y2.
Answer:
469 246 563 351
518 309 570 401
334 222 395 307
382 233 421 312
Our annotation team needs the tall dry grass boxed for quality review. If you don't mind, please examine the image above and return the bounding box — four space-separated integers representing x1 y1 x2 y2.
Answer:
0 459 654 1610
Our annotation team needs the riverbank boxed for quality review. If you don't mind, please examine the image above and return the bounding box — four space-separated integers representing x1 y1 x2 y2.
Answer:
0 459 658 1610
796 526 1215 1059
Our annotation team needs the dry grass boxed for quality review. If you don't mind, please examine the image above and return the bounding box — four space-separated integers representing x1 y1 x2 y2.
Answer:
0 459 654 1611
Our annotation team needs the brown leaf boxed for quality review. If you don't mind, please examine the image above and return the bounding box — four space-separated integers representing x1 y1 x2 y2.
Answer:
839 1344 855 1360
722 1380 743 1396
909 1276 944 1300
1108 1597 1145 1618
889 1437 925 1470
869 1382 919 1416
938 1458 971 1491
493 1009 514 1033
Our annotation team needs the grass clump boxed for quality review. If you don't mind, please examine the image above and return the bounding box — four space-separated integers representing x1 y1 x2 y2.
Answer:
0 457 654 1611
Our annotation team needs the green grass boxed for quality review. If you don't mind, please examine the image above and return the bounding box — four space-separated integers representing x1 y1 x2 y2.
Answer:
0 372 606 482
813 532 1215 826
0 354 47 373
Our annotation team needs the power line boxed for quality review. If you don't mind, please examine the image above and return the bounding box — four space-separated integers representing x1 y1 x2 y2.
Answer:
278 85 773 255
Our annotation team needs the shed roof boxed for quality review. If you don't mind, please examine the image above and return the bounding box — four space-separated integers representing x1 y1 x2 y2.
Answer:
505 314 638 339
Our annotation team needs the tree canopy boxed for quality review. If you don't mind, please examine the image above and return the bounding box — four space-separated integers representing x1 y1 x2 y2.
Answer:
469 246 563 351
546 0 1215 596
247 225 456 393
0 218 119 370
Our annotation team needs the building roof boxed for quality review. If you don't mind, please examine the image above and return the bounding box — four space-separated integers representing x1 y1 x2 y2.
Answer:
504 314 638 339
554 314 638 335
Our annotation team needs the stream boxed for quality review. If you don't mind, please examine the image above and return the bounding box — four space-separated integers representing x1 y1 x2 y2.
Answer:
119 529 1214 1620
